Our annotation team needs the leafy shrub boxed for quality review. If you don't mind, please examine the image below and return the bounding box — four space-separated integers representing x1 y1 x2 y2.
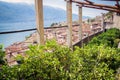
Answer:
0 45 5 65
113 39 120 48
89 28 120 48
74 44 120 80
0 40 120 79
1 28 120 79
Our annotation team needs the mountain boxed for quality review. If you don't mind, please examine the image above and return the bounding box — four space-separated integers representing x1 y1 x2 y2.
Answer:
0 1 35 22
0 1 89 26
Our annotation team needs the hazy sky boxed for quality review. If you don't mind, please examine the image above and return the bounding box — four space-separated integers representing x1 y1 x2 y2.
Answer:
0 0 116 17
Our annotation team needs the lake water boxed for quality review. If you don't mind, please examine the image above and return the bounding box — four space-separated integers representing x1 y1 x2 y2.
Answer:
0 19 66 48
0 22 36 48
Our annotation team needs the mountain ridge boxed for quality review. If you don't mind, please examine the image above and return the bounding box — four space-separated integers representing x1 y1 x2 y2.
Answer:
0 1 90 26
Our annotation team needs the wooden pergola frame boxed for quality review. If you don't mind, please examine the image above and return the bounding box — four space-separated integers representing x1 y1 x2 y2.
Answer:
35 0 120 48
65 0 120 48
73 0 120 13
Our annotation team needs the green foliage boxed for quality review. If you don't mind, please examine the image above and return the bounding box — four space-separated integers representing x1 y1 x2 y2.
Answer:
15 54 24 64
50 22 58 27
0 40 120 79
0 45 5 65
74 45 120 80
0 28 120 79
90 18 95 22
89 28 120 48
105 11 113 19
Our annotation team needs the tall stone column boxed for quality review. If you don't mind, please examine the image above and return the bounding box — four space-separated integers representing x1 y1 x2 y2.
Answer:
66 0 73 48
101 13 105 32
35 0 45 45
113 13 120 29
78 6 83 46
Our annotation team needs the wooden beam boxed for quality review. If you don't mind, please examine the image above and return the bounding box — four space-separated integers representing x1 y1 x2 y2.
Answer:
116 0 120 8
35 0 45 45
66 0 73 48
84 0 94 4
80 5 120 13
78 6 83 46
72 0 119 9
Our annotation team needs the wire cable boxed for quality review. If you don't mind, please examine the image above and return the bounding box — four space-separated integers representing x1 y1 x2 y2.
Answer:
0 28 37 34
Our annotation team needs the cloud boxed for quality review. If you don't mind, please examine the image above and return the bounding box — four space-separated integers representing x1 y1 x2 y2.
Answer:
0 0 108 17
43 0 107 18
43 0 66 10
0 0 34 4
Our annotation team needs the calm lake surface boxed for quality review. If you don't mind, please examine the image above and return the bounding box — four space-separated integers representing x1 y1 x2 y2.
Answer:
0 20 66 48
0 22 36 48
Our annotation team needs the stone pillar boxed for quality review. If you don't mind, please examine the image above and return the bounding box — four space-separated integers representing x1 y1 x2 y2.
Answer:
78 6 83 46
101 13 105 32
113 13 120 29
35 0 45 45
118 42 120 48
87 33 90 43
53 28 57 40
66 0 72 48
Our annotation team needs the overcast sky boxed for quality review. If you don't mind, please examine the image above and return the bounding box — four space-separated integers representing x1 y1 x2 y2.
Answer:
0 0 116 17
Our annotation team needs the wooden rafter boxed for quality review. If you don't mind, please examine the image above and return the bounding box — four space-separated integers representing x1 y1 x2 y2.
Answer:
65 0 72 2
73 0 120 13
72 0 119 9
116 0 120 8
84 0 94 4
78 4 120 13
